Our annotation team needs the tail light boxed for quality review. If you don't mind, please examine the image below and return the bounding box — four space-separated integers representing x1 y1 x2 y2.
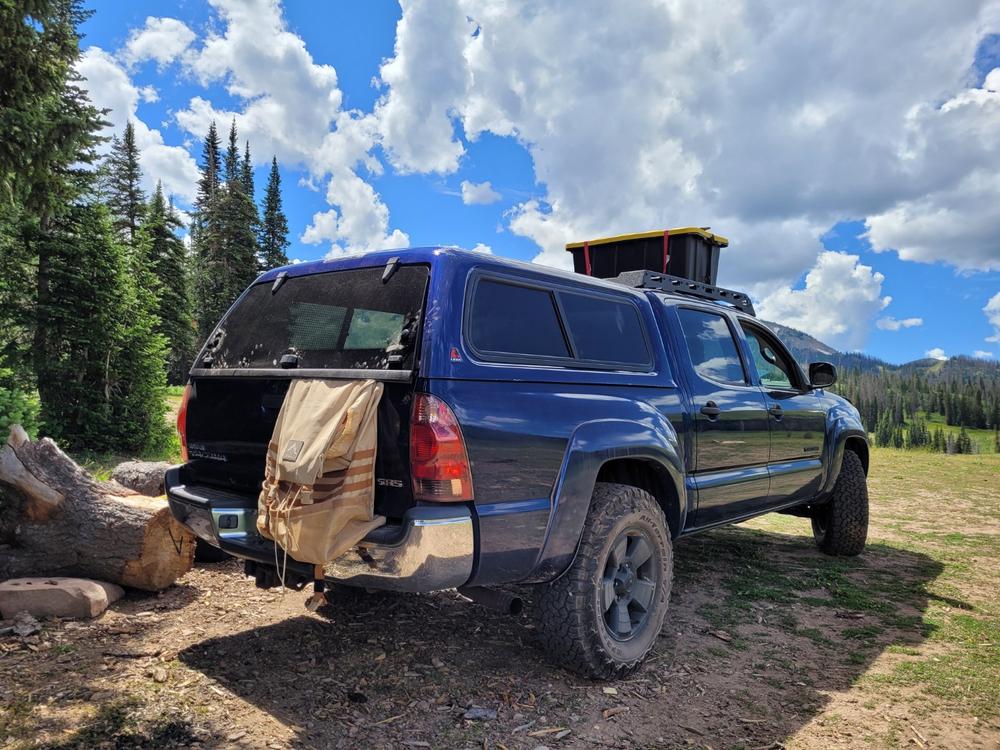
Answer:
177 383 191 462
410 393 473 501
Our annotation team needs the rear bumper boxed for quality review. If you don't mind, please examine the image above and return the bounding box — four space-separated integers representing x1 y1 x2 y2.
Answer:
165 467 474 593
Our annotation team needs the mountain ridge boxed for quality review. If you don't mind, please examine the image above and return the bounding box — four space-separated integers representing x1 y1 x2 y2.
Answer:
762 320 1000 378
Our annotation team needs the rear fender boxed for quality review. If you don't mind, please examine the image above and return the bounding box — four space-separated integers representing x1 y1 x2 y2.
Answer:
527 416 685 582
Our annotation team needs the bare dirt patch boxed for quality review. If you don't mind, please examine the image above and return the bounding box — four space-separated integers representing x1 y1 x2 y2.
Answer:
2 449 999 749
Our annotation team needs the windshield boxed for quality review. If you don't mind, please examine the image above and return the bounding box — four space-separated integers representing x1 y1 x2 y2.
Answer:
199 265 428 370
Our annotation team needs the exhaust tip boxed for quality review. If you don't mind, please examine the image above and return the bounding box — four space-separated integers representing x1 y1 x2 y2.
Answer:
457 586 523 616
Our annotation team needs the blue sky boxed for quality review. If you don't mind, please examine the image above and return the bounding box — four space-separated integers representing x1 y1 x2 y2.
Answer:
77 1 1000 364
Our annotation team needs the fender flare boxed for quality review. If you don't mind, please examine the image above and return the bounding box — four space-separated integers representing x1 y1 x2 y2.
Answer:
819 401 869 496
527 416 686 582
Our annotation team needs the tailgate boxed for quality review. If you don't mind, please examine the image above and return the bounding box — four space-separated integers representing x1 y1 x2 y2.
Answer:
182 263 429 521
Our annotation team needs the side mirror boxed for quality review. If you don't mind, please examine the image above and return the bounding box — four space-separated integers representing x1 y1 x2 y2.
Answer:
809 361 837 389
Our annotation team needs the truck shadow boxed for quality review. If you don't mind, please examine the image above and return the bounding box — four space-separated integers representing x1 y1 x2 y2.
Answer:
178 524 949 749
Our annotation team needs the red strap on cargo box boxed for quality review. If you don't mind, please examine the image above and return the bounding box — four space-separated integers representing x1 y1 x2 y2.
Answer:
662 229 670 274
583 241 592 275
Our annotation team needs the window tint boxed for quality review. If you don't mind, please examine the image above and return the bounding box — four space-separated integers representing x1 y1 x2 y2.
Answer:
676 308 746 385
203 265 427 370
468 279 570 358
741 324 797 389
559 292 649 365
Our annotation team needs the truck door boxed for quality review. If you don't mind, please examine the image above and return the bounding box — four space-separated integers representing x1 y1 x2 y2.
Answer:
672 307 772 526
738 321 825 504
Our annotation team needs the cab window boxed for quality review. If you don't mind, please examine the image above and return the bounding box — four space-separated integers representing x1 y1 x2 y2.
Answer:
676 308 747 386
740 323 798 390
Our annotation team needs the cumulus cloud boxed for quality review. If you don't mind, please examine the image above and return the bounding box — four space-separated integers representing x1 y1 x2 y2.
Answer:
174 0 407 254
985 291 1000 343
460 180 501 205
973 349 994 358
75 48 199 202
374 0 1000 292
926 347 948 360
470 243 492 253
756 252 889 350
122 17 196 68
876 316 924 331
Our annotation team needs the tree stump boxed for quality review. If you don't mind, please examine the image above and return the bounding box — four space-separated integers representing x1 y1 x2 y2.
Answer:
0 425 195 591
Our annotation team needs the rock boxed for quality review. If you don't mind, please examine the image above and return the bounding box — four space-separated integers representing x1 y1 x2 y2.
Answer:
110 460 172 497
463 706 498 721
0 578 124 619
12 611 41 636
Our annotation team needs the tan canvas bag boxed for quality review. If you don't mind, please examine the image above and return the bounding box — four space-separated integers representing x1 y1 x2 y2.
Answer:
257 379 385 565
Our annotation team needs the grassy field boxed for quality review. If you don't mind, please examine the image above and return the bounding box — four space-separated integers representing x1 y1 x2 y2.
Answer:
919 411 998 453
729 448 1000 746
2 447 997 749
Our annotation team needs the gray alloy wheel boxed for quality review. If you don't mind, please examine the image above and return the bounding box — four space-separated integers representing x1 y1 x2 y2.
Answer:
533 482 673 679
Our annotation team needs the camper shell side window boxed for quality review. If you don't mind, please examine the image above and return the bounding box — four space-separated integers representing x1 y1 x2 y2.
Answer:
462 271 653 371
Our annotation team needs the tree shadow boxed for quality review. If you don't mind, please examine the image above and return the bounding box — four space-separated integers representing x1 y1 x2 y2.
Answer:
176 524 950 749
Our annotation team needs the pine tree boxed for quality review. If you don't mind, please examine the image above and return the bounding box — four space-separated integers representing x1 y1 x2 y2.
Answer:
142 183 195 384
259 156 289 270
34 202 166 452
193 121 259 340
192 121 225 338
102 122 145 242
0 0 107 213
241 141 255 199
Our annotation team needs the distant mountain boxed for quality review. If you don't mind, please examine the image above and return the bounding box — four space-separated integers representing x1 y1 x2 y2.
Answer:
762 321 1000 380
762 321 889 373
897 355 1000 381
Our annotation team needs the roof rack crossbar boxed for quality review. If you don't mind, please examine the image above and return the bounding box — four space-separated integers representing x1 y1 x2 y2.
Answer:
611 270 756 316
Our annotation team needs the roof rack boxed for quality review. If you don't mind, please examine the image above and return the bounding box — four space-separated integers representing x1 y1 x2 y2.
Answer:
611 269 756 316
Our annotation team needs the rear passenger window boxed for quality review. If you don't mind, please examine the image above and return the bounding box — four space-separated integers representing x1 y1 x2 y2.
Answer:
676 308 746 385
559 292 649 365
468 279 570 358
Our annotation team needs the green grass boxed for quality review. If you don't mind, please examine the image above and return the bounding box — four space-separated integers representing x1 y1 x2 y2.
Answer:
920 411 997 453
731 447 1000 720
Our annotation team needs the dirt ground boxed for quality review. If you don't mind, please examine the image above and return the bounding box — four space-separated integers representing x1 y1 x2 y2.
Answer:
2 448 999 750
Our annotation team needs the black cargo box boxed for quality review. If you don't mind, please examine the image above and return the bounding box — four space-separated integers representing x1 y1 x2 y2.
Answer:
566 227 728 285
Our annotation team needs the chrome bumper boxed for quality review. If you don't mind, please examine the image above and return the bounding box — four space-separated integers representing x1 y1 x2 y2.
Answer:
166 478 474 593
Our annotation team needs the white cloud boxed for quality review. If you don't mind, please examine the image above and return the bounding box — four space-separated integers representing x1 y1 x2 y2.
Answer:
470 243 492 253
756 251 889 350
876 316 924 331
174 0 407 254
122 17 196 68
985 292 1000 343
973 349 993 358
460 180 501 205
75 47 199 203
374 0 1000 292
926 347 948 360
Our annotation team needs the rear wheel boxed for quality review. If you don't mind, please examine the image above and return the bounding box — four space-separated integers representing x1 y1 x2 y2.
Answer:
533 483 673 679
812 450 869 556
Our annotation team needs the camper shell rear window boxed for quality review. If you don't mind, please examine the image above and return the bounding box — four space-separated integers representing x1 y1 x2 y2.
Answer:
200 265 428 371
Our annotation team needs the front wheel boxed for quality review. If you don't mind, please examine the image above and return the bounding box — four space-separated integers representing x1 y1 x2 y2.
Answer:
812 450 869 556
533 483 673 679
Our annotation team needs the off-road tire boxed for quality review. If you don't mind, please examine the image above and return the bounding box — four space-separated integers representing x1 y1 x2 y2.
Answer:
812 450 869 556
533 482 673 679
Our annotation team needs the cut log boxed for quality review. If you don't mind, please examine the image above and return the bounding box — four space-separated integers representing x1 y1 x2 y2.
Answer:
0 425 195 591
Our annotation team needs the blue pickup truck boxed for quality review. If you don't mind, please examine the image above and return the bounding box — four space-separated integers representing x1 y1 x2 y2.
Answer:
167 235 869 679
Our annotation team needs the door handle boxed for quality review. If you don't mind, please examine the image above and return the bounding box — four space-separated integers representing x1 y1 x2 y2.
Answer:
768 404 783 419
701 401 722 418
